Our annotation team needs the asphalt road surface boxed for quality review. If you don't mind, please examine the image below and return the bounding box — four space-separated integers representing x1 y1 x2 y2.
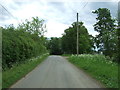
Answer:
11 55 104 88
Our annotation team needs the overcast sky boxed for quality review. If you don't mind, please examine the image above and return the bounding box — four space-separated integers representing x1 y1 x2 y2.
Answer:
0 0 118 37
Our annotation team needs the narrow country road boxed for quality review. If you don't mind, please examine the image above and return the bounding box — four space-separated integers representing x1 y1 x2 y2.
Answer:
11 55 104 88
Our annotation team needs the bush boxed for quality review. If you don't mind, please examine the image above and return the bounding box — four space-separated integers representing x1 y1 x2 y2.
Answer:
2 24 47 70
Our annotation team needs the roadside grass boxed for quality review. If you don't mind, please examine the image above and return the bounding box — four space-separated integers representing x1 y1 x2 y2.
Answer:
2 53 49 88
68 54 118 88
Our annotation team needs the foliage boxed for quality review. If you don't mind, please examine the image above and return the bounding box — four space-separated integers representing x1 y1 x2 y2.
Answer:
62 22 94 54
117 3 120 61
2 53 49 88
47 37 63 55
18 17 47 37
69 54 118 88
0 30 1 90
92 8 117 59
2 17 48 70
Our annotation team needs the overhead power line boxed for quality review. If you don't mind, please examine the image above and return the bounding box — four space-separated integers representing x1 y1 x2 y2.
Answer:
82 2 88 9
67 2 89 55
76 2 88 55
0 4 19 23
68 2 88 13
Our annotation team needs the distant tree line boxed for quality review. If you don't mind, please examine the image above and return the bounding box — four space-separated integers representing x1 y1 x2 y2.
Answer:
47 8 118 62
46 37 63 55
2 17 48 70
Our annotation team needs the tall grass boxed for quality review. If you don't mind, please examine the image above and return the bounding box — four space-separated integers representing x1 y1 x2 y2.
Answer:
69 54 118 88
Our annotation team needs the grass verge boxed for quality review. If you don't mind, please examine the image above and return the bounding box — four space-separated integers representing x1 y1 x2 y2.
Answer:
68 54 118 88
2 53 49 88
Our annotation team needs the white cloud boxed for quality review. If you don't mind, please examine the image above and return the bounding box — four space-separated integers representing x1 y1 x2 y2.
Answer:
45 20 69 37
0 0 118 37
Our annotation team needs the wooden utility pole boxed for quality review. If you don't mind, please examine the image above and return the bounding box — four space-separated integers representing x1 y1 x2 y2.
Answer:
77 13 79 56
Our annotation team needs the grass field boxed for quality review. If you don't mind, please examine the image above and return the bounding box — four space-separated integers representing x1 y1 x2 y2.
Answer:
69 54 118 88
2 53 49 88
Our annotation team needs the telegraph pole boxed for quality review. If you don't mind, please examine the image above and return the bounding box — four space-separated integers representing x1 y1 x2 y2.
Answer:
77 13 79 56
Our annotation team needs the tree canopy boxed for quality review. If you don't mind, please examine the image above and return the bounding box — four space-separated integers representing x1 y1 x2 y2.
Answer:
92 8 117 60
2 17 48 70
62 22 94 54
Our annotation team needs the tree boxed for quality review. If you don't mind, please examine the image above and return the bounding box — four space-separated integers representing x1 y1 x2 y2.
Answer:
47 37 63 55
117 2 120 62
2 17 48 70
62 22 94 54
18 17 47 37
92 8 117 58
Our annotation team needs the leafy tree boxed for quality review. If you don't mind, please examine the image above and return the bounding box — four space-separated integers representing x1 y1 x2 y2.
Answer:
0 27 2 61
117 3 120 62
18 17 47 37
2 17 48 70
47 37 63 55
62 22 94 54
92 8 117 58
